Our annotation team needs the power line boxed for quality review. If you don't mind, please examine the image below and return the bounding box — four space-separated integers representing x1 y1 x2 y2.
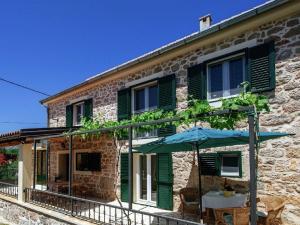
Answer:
0 121 46 125
0 77 51 97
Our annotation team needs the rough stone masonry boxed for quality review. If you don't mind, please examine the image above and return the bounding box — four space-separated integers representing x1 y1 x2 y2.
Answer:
47 14 300 224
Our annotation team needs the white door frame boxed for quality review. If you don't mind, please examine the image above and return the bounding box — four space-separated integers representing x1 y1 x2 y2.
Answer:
135 154 156 205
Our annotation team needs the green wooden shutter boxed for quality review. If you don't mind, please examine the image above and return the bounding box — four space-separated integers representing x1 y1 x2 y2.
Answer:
117 88 131 121
66 105 73 127
199 153 219 176
84 99 93 121
157 153 173 210
158 74 176 137
187 63 207 101
120 153 129 202
158 126 176 137
156 75 175 207
247 41 275 92
158 74 176 111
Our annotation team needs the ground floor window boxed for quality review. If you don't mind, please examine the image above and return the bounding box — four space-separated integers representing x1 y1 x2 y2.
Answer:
220 152 241 177
76 152 101 172
200 151 242 178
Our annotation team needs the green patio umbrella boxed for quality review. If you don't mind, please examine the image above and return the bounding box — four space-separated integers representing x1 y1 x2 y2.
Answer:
135 127 290 220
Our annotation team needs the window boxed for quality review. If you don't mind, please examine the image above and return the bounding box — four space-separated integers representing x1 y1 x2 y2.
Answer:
219 152 242 177
133 82 158 138
200 151 242 178
76 152 101 172
73 102 84 126
66 99 93 127
133 83 158 113
207 54 245 100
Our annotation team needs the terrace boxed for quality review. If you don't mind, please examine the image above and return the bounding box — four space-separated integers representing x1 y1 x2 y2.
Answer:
0 106 284 225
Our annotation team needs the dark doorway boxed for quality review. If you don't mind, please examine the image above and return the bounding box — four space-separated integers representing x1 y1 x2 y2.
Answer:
37 150 47 184
58 153 69 181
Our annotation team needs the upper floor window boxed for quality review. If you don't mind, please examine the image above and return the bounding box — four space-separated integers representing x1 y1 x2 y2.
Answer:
73 102 85 126
133 83 158 114
207 54 245 100
133 82 158 138
117 74 176 138
66 99 93 127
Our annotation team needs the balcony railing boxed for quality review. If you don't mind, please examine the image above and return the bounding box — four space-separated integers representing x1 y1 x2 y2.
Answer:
25 188 202 225
0 181 18 198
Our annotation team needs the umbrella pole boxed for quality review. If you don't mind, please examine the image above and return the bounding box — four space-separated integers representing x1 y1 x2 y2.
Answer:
196 144 203 223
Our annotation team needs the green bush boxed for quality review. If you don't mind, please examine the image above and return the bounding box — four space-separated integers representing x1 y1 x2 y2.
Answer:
0 148 18 182
0 161 18 182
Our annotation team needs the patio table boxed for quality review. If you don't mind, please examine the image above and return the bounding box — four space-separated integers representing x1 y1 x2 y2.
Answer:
202 191 247 212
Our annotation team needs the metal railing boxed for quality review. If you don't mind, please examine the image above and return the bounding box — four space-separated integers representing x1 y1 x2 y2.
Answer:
25 188 202 225
0 181 18 198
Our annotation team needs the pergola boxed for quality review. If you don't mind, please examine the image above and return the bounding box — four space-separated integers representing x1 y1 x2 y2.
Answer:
32 106 261 225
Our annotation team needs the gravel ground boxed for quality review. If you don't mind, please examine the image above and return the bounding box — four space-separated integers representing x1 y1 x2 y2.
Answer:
0 217 15 225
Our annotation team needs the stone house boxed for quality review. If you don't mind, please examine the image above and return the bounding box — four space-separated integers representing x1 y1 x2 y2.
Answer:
0 0 298 224
40 0 300 223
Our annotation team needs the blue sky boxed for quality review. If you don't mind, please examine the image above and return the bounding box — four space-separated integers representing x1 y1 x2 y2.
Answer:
0 0 268 133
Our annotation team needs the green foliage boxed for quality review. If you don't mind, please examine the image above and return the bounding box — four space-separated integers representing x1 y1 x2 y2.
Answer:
0 148 18 155
177 99 212 126
73 86 270 139
0 161 18 181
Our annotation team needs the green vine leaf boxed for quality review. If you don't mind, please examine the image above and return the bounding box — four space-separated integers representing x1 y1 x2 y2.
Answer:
75 84 270 139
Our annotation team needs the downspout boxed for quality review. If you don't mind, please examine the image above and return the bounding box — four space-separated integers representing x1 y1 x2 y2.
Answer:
47 106 50 128
44 105 50 128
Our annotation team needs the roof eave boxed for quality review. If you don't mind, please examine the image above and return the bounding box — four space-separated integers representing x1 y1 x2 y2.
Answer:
40 0 291 105
0 127 78 147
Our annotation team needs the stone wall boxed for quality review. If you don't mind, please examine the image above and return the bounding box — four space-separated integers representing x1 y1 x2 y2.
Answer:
48 135 117 201
47 14 300 224
0 198 68 225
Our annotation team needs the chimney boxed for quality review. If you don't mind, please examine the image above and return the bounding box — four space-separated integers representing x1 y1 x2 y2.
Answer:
199 14 212 32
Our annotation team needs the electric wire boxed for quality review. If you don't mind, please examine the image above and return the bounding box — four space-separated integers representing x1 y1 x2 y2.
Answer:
0 121 46 125
0 77 51 97
0 77 50 127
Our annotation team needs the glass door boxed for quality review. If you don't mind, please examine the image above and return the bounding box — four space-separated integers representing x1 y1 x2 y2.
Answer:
150 155 157 202
140 155 147 200
138 154 157 203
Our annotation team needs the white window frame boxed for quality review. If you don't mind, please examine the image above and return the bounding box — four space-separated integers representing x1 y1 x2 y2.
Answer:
132 81 158 139
73 102 84 126
220 153 241 177
207 53 246 102
57 149 102 177
132 81 158 114
136 153 157 205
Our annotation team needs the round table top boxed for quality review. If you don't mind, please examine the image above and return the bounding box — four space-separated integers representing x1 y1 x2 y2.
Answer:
202 191 247 211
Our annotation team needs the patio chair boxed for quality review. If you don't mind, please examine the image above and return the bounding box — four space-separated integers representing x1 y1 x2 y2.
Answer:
179 187 199 218
257 196 285 225
246 197 261 207
214 207 250 225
